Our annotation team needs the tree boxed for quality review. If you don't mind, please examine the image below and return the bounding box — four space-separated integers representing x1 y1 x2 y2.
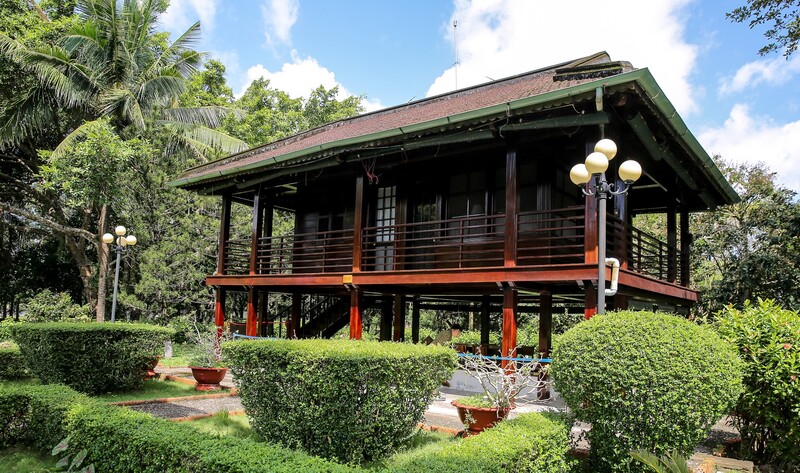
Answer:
691 160 800 314
728 1 800 57
0 0 247 318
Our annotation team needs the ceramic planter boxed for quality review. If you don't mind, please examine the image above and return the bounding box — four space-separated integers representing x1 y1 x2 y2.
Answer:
189 366 228 391
451 399 511 433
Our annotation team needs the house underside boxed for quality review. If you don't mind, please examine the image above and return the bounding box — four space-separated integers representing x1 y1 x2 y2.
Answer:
171 52 738 358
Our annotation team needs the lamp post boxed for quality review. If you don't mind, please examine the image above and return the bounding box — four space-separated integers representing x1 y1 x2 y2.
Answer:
102 225 137 322
569 139 642 315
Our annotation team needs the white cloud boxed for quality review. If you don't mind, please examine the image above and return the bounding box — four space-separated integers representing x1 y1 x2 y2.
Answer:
240 52 384 112
719 55 800 95
160 0 218 34
261 0 299 46
699 104 800 192
428 0 699 116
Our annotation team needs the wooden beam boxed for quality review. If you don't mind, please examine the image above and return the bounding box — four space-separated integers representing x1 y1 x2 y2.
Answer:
501 288 518 370
218 194 232 275
584 281 597 319
680 206 691 287
392 294 405 342
249 186 263 275
246 289 258 337
349 290 363 340
499 112 610 132
214 288 226 333
411 296 420 343
504 146 518 267
289 293 300 339
258 291 268 337
538 290 552 357
667 201 677 283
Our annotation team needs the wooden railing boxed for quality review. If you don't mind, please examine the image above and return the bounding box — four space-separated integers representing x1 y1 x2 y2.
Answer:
220 206 683 285
362 214 505 271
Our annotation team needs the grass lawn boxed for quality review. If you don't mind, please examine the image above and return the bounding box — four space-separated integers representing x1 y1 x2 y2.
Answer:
184 411 259 440
364 429 455 470
158 343 202 367
0 447 58 472
95 378 199 403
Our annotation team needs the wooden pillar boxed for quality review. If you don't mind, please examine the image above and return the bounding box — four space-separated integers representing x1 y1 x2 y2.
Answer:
480 295 491 350
246 289 258 337
379 298 393 341
259 291 269 337
289 293 300 339
538 290 552 357
214 288 226 333
667 201 677 283
218 194 232 275
615 178 629 270
584 282 597 319
349 290 363 340
411 296 420 343
353 175 366 272
392 294 405 342
504 146 518 267
501 288 518 370
680 206 691 287
249 186 264 275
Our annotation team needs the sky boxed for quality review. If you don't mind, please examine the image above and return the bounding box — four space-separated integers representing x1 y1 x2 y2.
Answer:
159 0 800 192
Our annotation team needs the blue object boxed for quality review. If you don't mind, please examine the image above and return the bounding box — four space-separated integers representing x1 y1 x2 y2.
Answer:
457 353 551 363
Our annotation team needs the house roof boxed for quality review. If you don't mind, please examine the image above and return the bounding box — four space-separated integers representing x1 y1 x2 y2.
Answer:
170 52 738 207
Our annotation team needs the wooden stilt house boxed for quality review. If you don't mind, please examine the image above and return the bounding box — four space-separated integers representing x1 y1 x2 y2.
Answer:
170 52 738 357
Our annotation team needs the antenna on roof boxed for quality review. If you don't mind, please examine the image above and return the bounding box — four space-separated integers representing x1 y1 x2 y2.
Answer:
453 19 459 90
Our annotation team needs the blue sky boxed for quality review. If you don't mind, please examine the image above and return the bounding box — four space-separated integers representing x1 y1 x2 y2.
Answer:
160 0 800 191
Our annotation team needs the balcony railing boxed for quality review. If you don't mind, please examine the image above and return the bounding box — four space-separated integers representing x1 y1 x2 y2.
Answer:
220 206 683 285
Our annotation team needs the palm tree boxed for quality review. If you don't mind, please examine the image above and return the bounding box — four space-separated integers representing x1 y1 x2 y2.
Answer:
0 0 248 320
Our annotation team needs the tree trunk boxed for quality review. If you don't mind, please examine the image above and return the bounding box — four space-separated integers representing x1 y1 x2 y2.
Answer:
63 233 96 314
95 205 110 322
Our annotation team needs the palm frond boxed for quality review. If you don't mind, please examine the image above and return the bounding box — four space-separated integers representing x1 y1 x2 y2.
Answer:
166 134 214 162
158 106 241 128
167 123 250 155
13 46 90 109
142 21 202 80
0 88 57 147
97 87 145 130
50 119 106 161
135 73 185 109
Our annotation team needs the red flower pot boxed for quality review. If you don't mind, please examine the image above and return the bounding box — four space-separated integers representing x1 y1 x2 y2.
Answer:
144 356 161 380
451 399 511 433
189 366 228 391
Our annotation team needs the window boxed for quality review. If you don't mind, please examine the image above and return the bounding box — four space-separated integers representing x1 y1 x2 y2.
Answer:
374 185 396 270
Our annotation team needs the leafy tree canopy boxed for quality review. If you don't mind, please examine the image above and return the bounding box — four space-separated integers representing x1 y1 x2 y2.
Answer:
729 0 800 57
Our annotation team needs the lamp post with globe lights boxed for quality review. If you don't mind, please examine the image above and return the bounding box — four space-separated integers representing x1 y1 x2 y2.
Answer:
569 138 642 315
102 225 137 322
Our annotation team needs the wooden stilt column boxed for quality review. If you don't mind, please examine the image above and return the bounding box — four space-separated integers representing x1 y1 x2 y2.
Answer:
353 176 366 273
680 206 691 287
349 290 363 340
246 289 258 337
392 294 405 342
258 291 269 337
667 201 677 283
214 288 226 335
501 288 518 370
411 296 420 343
538 290 552 357
504 146 518 267
289 293 300 339
584 282 597 320
379 298 392 341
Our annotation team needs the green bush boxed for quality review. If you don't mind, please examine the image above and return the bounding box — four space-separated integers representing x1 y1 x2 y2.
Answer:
12 322 174 394
0 384 354 472
21 290 91 322
385 412 573 472
0 343 27 379
715 299 800 469
550 311 743 472
224 339 458 465
0 319 16 341
451 330 501 346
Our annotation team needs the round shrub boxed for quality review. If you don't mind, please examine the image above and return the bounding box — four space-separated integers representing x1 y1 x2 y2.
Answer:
0 342 27 379
224 339 458 465
550 311 742 472
12 322 174 394
716 299 800 470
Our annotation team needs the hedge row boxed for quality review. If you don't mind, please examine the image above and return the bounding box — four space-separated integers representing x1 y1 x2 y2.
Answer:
12 322 174 394
384 412 574 472
224 339 458 465
0 384 354 472
0 343 26 379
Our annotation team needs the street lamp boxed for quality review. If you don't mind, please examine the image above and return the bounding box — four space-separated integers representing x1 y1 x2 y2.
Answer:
569 138 642 315
102 225 137 322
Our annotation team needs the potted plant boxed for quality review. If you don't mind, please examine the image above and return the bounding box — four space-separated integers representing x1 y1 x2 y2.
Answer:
451 349 547 433
188 325 233 391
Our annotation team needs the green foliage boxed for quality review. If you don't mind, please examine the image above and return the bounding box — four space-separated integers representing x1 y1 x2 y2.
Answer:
385 412 573 473
728 0 800 57
0 343 27 380
453 393 494 408
187 326 233 368
11 322 173 394
224 339 458 465
550 311 743 472
52 436 94 473
629 450 690 473
715 299 800 469
21 290 91 323
451 329 500 346
0 383 354 472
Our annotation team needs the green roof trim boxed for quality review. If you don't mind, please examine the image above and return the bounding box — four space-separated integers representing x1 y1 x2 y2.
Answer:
168 68 739 205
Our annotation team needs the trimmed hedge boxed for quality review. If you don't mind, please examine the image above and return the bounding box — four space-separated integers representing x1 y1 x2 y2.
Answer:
224 339 458 465
0 384 354 472
12 322 174 394
385 412 574 472
0 343 27 379
550 311 743 473
716 300 800 470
